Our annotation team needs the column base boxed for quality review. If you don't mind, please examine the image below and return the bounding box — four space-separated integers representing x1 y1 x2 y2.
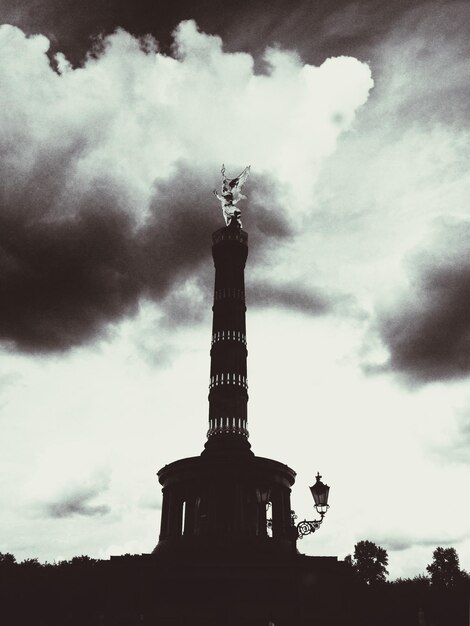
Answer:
202 433 253 456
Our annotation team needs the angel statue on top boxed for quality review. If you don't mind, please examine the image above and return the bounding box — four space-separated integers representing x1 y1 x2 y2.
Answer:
213 164 251 227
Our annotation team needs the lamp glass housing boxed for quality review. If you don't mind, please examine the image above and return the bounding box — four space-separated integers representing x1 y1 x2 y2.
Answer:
309 473 330 510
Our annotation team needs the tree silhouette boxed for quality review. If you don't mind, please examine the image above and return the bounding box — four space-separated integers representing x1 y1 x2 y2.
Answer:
19 557 42 569
0 552 16 568
426 547 465 588
345 540 389 585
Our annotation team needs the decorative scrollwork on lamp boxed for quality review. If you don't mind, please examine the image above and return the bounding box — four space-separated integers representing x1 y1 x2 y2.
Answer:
265 473 330 539
293 472 330 540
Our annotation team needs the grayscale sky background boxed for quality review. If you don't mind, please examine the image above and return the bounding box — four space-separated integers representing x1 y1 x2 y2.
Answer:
0 0 469 579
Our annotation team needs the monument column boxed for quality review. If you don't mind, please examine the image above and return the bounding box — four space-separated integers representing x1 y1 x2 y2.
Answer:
204 165 252 454
154 165 297 565
205 218 250 450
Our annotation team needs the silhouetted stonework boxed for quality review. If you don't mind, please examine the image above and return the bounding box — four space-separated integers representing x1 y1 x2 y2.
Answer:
107 553 346 626
208 222 249 441
117 218 347 625
153 219 299 564
154 454 297 562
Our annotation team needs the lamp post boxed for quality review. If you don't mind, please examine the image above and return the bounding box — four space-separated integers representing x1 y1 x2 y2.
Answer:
295 472 330 539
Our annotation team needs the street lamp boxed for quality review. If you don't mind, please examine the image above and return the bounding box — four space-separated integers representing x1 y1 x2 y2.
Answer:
296 472 330 539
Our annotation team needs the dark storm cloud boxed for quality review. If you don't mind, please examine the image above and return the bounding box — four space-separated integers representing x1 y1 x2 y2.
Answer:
0 202 139 353
0 0 274 66
0 151 302 354
44 483 110 518
374 220 470 385
0 158 214 352
222 0 436 67
0 0 424 67
369 1 470 127
244 177 293 242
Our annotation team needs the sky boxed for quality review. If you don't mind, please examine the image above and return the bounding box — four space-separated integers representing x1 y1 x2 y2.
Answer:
0 0 469 580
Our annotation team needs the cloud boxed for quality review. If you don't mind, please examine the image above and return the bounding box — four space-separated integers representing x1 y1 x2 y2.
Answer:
0 372 21 391
372 532 468 553
0 203 141 352
43 476 110 518
0 0 288 66
159 276 211 329
0 0 413 67
248 280 345 315
453 408 470 463
310 2 470 228
223 0 433 69
0 22 372 353
436 404 470 464
138 495 162 510
381 1 470 113
371 220 470 384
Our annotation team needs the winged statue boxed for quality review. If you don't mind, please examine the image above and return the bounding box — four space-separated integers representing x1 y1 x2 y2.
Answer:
213 164 251 226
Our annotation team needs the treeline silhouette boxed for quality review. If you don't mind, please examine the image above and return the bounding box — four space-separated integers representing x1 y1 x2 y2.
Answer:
0 553 109 625
0 543 469 625
343 541 470 625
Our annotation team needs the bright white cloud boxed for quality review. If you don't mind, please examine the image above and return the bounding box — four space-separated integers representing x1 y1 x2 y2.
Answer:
0 20 373 221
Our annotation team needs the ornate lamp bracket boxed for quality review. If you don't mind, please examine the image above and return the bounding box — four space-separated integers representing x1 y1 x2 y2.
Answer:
266 473 331 539
295 506 329 539
293 472 331 539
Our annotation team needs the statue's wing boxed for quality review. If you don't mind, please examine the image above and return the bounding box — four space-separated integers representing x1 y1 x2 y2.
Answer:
215 165 250 216
229 165 251 192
